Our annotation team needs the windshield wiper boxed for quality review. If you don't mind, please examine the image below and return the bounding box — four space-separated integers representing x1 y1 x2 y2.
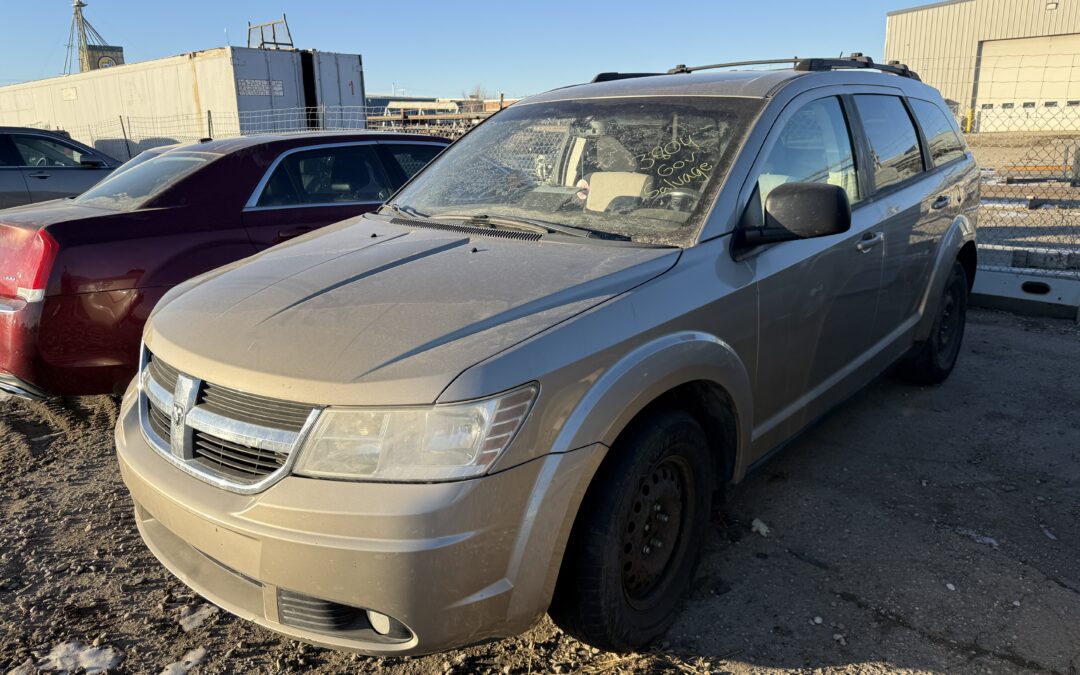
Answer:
435 213 632 242
379 202 430 219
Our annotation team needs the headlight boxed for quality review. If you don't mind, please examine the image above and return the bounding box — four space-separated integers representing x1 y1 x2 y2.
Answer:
293 385 537 482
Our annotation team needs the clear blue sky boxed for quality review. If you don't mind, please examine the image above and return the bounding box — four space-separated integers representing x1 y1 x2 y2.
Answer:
0 0 917 97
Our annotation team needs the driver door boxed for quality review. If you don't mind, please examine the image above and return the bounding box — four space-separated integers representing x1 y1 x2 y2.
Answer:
742 94 885 452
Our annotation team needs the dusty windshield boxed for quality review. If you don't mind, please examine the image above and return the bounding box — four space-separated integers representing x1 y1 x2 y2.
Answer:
76 151 215 211
390 96 762 246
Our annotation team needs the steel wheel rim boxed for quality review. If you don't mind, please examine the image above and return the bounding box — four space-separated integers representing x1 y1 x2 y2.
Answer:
620 455 692 605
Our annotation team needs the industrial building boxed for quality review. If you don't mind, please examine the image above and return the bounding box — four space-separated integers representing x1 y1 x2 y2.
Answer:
885 0 1080 130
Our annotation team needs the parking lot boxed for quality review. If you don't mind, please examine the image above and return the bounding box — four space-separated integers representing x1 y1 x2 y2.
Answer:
0 306 1076 674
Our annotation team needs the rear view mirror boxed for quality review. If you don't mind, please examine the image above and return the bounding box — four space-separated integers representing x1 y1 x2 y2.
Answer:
80 157 107 169
740 182 851 247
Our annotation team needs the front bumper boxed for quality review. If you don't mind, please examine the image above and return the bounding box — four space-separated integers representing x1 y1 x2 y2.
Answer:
115 385 604 656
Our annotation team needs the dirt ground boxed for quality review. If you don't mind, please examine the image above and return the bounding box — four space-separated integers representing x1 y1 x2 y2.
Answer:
1 307 1078 674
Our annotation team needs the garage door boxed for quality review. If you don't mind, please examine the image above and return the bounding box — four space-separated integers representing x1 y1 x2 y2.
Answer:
976 33 1080 131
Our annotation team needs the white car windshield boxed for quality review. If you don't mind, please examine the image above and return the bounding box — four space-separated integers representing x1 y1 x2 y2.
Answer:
389 95 762 246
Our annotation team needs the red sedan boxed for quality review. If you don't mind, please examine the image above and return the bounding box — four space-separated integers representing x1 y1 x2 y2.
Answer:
0 131 449 397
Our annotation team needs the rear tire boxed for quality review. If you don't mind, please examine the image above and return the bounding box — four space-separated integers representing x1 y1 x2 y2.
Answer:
549 409 713 652
895 260 968 385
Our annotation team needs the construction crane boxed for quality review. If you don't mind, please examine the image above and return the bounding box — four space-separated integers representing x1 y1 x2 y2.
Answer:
64 0 123 74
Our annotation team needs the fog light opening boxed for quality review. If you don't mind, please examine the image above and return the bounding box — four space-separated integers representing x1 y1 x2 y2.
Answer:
367 609 392 635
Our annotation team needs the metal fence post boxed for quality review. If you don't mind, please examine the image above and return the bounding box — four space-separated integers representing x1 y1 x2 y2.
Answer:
119 116 132 159
207 110 214 139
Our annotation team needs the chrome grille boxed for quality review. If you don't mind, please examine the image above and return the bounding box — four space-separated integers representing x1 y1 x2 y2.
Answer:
147 354 180 392
147 403 171 440
193 429 288 478
139 350 319 493
198 383 312 432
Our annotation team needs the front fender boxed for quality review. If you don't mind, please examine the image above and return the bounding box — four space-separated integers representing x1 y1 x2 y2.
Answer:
548 331 754 480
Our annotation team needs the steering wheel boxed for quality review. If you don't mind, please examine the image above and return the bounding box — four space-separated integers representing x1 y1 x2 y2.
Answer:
647 188 700 212
35 157 48 167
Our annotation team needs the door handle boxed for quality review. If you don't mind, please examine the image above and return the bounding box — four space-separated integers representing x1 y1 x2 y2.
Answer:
276 226 314 240
930 195 951 210
856 231 884 253
28 171 50 180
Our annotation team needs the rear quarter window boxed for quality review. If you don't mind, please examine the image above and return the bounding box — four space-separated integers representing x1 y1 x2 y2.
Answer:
909 98 967 166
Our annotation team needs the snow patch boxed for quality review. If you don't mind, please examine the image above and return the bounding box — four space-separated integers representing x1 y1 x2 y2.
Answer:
751 518 771 537
32 640 124 673
178 603 219 633
956 527 1000 548
159 647 208 675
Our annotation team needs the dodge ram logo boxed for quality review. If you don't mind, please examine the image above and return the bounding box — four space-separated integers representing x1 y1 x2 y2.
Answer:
172 401 185 428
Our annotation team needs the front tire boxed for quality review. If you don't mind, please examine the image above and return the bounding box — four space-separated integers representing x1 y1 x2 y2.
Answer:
549 409 713 652
895 260 968 385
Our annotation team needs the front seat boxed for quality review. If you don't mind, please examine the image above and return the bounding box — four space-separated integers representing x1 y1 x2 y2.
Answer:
585 136 652 212
330 153 375 201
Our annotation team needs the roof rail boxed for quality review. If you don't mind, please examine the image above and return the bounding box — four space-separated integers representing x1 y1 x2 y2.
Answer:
592 54 920 85
591 71 665 83
664 53 920 81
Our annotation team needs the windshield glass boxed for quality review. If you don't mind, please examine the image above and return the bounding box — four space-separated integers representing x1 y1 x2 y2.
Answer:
76 151 217 211
391 96 762 246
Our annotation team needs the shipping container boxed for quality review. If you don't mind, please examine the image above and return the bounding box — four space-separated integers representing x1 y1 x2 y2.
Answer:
0 46 366 155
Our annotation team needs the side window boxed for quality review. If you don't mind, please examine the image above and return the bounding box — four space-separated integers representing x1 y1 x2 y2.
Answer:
12 135 85 167
908 98 966 166
852 95 924 191
257 144 393 207
756 96 859 207
385 143 444 178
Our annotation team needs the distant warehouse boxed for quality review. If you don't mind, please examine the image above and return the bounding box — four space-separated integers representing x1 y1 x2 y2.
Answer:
885 0 1080 131
0 46 366 158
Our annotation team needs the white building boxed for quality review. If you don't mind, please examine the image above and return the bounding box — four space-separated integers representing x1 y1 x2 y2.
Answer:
885 0 1080 131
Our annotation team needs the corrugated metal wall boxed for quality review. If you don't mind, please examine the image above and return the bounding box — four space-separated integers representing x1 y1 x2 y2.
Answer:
885 0 1080 108
0 48 240 129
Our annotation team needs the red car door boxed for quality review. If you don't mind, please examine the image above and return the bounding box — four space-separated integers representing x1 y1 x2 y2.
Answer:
242 142 396 249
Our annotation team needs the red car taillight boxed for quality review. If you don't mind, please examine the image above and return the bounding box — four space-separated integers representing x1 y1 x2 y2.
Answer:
0 228 59 302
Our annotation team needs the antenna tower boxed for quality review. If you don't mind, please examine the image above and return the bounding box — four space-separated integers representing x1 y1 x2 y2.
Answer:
64 1 112 74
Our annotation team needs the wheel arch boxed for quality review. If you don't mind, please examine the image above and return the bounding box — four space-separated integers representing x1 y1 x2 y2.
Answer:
550 331 754 489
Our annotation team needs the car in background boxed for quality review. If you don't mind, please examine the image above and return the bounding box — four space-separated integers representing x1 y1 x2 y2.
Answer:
0 131 449 397
0 127 119 208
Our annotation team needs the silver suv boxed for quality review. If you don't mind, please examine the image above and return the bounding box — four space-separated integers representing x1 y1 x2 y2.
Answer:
115 56 979 656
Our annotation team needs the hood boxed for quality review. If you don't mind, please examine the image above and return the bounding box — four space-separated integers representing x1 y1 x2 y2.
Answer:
147 216 679 406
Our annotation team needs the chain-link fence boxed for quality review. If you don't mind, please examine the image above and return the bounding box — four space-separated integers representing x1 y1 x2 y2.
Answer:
883 52 1080 281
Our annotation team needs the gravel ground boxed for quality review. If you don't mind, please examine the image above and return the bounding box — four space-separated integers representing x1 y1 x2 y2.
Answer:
1 307 1078 674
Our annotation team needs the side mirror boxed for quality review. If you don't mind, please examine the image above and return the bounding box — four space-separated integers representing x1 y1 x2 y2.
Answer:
740 182 851 247
80 157 107 169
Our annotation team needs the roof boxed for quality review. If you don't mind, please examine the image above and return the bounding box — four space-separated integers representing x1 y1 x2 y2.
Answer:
526 69 805 104
152 130 450 156
886 0 972 17
523 65 935 105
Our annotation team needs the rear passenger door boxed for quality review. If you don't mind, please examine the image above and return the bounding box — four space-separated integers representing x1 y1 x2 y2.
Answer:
242 142 395 249
850 95 949 342
743 93 884 447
